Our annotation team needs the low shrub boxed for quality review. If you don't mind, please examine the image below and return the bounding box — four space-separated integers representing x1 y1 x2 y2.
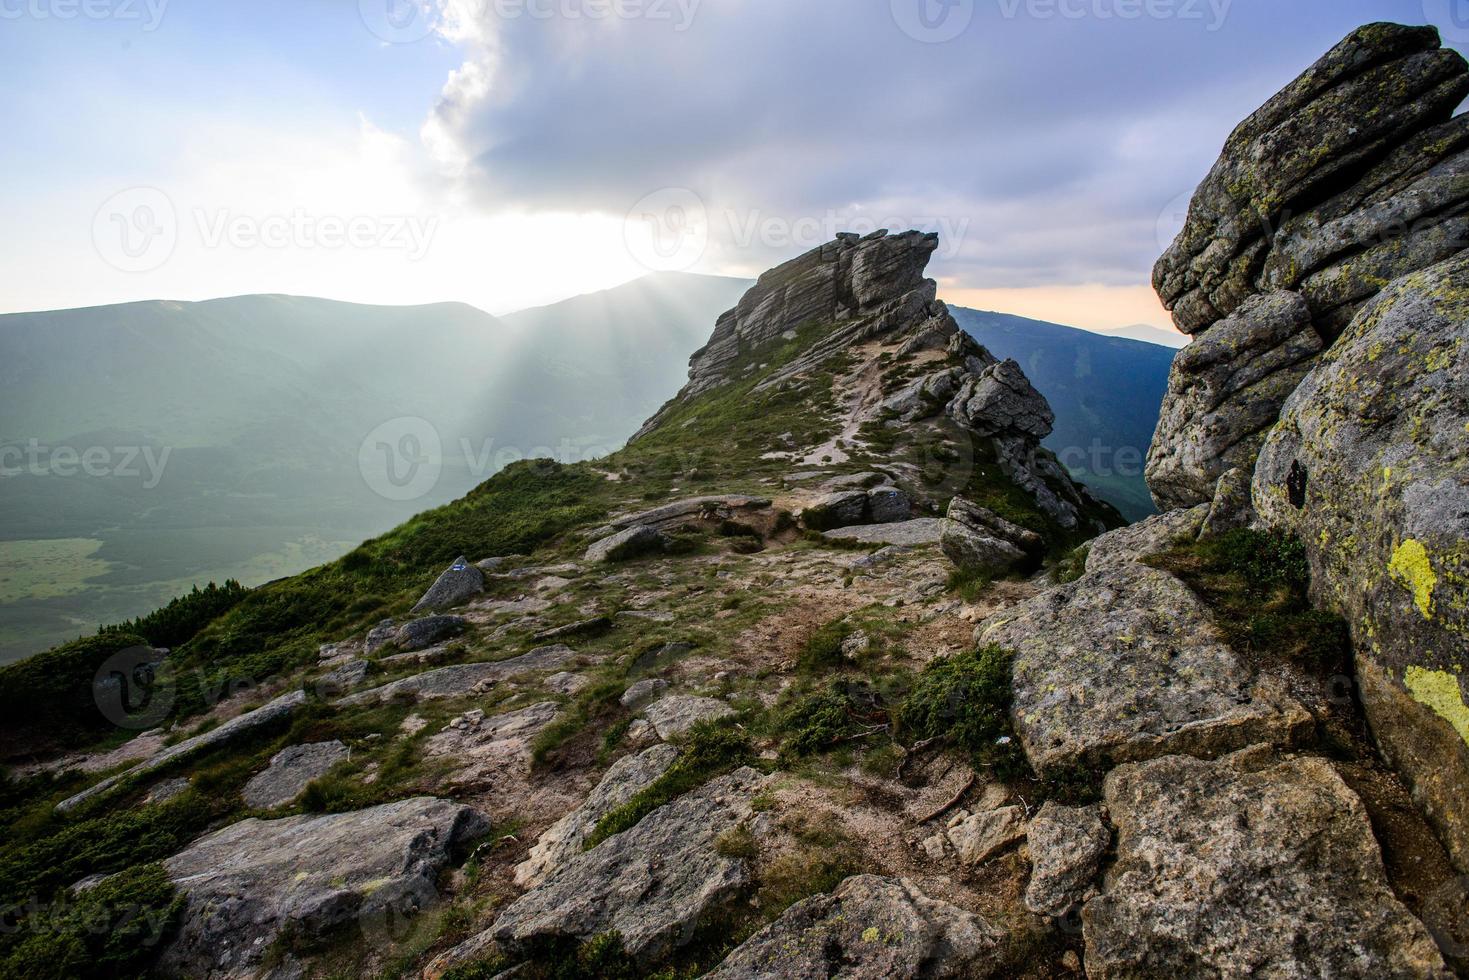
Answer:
896 645 1027 780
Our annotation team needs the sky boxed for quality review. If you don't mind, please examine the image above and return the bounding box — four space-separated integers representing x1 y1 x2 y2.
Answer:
1 0 1464 334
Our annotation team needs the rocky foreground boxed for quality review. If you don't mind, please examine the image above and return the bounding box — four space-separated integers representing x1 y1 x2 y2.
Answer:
3 20 1467 980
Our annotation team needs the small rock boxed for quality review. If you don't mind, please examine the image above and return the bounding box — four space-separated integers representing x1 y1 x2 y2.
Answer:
411 555 485 613
946 805 1026 865
620 678 670 710
144 776 191 806
241 741 350 810
313 659 369 699
393 615 467 653
799 490 870 531
867 486 911 524
531 616 611 643
643 694 736 740
1024 802 1108 917
545 672 588 696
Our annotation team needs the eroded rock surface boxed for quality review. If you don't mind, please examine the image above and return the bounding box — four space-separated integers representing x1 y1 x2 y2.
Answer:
412 555 485 612
160 797 488 979
1254 253 1469 870
338 646 577 707
941 497 1041 574
1024 802 1108 917
489 767 764 964
643 694 736 739
706 875 1006 979
241 740 349 810
980 562 1311 774
1084 749 1451 979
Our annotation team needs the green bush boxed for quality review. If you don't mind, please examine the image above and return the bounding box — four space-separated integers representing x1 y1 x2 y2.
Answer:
445 932 637 980
778 681 881 761
896 645 1027 780
100 580 249 649
1053 545 1089 585
0 862 183 980
0 632 151 748
795 620 854 674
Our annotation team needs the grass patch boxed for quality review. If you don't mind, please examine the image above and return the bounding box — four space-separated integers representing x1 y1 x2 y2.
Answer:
896 644 1027 781
1148 529 1350 670
946 566 993 601
1053 545 1089 584
530 676 629 770
794 619 855 674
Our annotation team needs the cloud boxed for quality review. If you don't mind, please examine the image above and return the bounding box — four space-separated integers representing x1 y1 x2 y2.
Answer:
414 0 1425 294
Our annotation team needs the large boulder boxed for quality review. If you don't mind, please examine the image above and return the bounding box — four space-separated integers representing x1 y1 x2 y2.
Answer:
392 615 467 653
1254 253 1469 871
585 524 667 563
940 497 1041 574
979 561 1311 774
1146 291 1324 510
159 797 488 978
411 555 484 612
1083 749 1451 979
1154 23 1469 336
705 875 1006 979
488 767 765 964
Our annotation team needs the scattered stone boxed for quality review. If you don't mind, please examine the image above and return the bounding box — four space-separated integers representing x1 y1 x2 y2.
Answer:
487 767 762 964
531 616 611 643
1084 749 1451 978
544 672 588 696
57 691 308 813
1025 802 1108 917
338 646 577 707
313 658 369 699
159 797 488 978
980 562 1311 774
393 615 467 653
585 524 668 563
705 875 1004 979
821 471 888 491
364 618 398 655
144 777 191 806
411 555 485 613
514 743 681 888
630 641 695 674
588 496 772 540
242 741 350 810
945 805 1027 865
620 678 670 710
643 694 736 739
941 497 1031 574
823 518 945 547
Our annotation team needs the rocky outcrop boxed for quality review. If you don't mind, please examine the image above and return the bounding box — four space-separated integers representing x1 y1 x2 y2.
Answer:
489 767 764 965
411 555 484 612
391 615 467 652
338 645 577 707
585 524 667 563
160 797 488 979
941 497 1042 574
514 743 680 888
980 559 1311 774
1083 748 1451 978
57 690 307 813
1146 291 1323 509
705 875 1006 979
822 518 945 547
1254 253 1469 871
1154 23 1469 337
241 740 348 810
636 230 1116 535
1148 23 1469 510
1024 802 1107 918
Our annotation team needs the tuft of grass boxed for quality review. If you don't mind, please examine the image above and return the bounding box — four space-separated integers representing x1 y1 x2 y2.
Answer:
896 644 1027 781
1053 545 1089 584
946 566 993 601
795 619 855 674
1148 529 1350 671
530 676 629 769
585 722 754 849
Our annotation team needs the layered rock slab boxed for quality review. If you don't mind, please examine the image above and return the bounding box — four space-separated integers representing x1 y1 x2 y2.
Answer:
705 875 1006 979
1083 749 1451 979
159 797 488 978
1254 252 1469 871
241 740 348 810
489 767 765 964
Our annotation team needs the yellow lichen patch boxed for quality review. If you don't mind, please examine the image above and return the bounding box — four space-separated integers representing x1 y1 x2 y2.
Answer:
861 927 881 944
1404 666 1469 748
1389 539 1437 619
